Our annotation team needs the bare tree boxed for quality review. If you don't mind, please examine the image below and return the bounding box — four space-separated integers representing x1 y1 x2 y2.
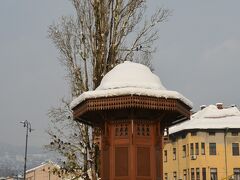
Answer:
47 0 170 179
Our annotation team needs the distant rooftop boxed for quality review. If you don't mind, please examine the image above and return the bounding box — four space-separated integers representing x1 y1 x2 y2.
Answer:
26 161 59 173
170 104 240 134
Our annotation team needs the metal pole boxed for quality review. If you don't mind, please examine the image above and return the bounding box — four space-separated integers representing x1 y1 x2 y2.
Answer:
23 122 29 180
21 120 31 180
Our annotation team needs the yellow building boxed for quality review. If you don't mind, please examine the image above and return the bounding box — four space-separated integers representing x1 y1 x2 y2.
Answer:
163 104 240 180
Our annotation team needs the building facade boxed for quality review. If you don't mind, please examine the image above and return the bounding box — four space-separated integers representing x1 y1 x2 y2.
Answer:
163 104 240 180
25 161 61 180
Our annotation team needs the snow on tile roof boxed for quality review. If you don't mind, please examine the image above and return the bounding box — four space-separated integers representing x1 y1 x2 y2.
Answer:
70 61 193 109
26 161 59 173
169 105 240 134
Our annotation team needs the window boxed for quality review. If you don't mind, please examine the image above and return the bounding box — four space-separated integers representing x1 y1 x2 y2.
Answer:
173 148 176 160
163 136 169 143
187 144 189 156
183 170 187 180
232 143 240 156
196 168 200 180
190 143 194 155
210 168 218 180
182 133 187 139
201 143 205 155
164 173 168 180
191 168 195 180
209 143 216 155
195 143 199 155
209 132 215 136
191 132 197 136
232 132 238 136
202 168 206 180
234 168 240 180
164 150 167 162
173 171 177 180
183 145 186 158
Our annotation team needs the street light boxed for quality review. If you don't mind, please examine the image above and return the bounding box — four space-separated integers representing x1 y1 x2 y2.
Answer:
20 120 32 180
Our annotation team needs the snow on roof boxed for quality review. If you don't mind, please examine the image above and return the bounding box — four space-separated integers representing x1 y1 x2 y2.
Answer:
169 105 240 134
26 161 59 173
97 61 166 90
70 61 193 109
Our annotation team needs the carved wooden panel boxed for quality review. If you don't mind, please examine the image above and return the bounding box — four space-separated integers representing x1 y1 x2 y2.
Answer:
136 123 150 137
72 95 191 122
115 123 128 137
115 147 128 176
137 147 150 177
102 149 109 179
156 149 161 179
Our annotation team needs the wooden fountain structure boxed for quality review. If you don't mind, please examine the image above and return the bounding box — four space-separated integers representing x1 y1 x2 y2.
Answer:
71 61 191 180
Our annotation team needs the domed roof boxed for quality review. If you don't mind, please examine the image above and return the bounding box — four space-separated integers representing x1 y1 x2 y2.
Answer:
97 61 166 90
70 61 193 109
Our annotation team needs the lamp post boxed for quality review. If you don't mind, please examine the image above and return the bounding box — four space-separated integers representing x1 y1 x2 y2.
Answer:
20 120 32 180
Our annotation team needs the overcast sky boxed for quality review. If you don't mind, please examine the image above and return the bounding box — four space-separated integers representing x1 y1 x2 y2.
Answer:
0 0 240 147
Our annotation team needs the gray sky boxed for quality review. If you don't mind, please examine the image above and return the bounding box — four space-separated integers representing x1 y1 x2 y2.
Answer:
0 0 240 147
